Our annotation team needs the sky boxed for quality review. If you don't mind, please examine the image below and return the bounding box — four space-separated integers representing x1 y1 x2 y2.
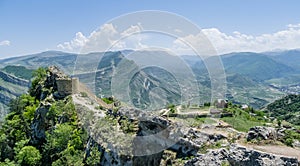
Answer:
1 0 300 58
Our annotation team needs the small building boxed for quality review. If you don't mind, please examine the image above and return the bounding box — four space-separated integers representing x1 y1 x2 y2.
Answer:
215 99 228 108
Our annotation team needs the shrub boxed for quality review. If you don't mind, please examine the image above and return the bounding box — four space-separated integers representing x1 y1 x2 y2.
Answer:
102 97 114 104
16 146 41 165
80 92 88 97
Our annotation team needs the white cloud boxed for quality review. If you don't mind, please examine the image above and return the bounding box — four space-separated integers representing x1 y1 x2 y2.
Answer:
57 32 88 51
120 24 143 37
57 24 144 53
58 23 300 55
287 23 300 29
0 40 10 46
175 23 300 55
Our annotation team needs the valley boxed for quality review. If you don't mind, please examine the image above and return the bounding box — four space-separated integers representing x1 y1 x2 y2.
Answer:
0 66 299 165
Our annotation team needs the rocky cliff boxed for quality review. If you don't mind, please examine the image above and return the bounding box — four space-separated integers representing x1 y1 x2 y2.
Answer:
0 70 29 120
27 66 299 166
0 71 29 87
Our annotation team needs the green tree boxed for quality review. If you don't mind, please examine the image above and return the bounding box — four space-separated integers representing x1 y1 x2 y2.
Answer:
204 102 211 107
277 119 282 127
85 146 101 165
29 67 47 95
16 146 41 165
51 146 84 166
0 159 17 166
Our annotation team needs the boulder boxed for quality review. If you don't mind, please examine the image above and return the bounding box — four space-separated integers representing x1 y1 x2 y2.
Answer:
185 144 299 166
247 126 285 141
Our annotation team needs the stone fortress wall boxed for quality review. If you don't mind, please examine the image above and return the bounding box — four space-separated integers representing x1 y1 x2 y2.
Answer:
56 77 79 96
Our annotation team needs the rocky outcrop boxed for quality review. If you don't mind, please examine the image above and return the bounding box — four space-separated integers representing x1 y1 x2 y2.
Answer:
30 103 51 146
247 126 285 141
185 148 228 166
31 66 70 100
27 67 300 166
81 106 205 166
227 145 298 166
30 66 71 146
185 144 299 166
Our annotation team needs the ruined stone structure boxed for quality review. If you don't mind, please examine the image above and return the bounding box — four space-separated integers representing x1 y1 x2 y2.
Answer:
56 78 72 96
215 99 228 108
47 66 79 96
56 77 79 96
71 77 79 94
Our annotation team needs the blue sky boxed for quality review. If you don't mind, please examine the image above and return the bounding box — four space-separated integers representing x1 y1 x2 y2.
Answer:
1 0 300 58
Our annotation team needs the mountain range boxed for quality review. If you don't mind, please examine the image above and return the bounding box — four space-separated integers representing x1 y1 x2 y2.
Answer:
1 49 300 117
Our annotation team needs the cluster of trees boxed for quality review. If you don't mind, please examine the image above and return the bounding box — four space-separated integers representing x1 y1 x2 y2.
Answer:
267 94 300 125
0 68 100 165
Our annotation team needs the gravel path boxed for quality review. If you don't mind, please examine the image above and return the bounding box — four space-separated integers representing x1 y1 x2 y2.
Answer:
240 143 300 160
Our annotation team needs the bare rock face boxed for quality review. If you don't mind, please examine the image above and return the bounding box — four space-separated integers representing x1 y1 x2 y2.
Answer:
30 103 51 146
30 66 70 146
185 144 299 166
185 148 228 166
227 145 298 166
246 126 285 141
82 107 205 166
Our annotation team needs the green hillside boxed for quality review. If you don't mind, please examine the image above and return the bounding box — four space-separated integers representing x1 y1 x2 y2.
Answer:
266 94 300 125
221 52 294 81
266 50 300 71
0 68 29 120
1 65 34 80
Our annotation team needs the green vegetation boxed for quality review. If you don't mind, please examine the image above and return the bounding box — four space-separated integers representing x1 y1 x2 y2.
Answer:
0 68 102 165
0 94 40 165
119 119 137 134
1 65 34 80
29 67 47 96
283 129 300 147
222 116 264 132
266 94 300 125
0 94 90 165
221 161 230 166
222 52 293 81
221 104 266 132
170 117 216 128
94 105 104 110
195 117 216 125
16 146 41 165
102 97 114 104
203 102 211 107
168 104 176 113
199 140 224 154
80 92 88 98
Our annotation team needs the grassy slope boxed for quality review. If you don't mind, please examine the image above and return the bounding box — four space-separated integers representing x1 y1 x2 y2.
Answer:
221 106 266 132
